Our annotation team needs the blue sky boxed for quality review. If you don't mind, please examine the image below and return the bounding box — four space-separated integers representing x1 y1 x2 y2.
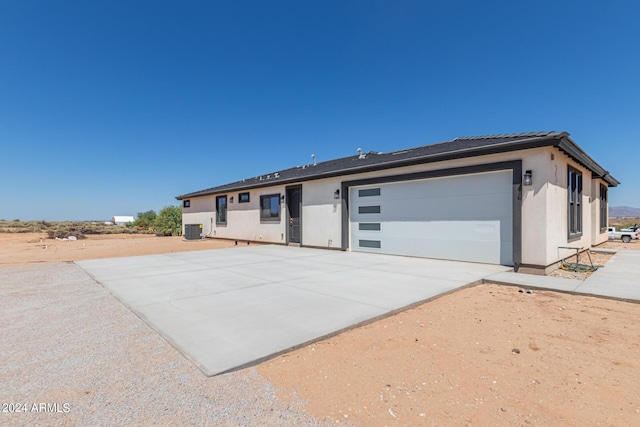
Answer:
1 1 638 221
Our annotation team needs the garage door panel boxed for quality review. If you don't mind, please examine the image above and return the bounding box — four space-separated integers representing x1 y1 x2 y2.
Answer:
349 170 513 266
365 221 508 250
354 194 510 222
355 234 504 265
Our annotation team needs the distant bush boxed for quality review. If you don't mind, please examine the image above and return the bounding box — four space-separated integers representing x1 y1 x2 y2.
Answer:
134 210 157 228
1 218 157 236
155 205 182 236
47 229 87 239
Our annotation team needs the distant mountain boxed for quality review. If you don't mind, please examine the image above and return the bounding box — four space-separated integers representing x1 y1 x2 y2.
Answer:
610 206 640 217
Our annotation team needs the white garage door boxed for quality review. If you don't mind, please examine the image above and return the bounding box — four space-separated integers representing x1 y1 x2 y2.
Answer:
349 170 513 265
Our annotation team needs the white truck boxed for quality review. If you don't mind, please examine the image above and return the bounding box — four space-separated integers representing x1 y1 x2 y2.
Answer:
607 226 639 243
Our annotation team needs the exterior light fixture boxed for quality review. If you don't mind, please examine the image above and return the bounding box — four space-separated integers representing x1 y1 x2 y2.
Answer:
280 194 285 202
523 170 533 186
230 196 234 203
334 189 340 199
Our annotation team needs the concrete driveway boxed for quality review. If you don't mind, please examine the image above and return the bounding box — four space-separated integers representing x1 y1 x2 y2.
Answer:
77 245 509 376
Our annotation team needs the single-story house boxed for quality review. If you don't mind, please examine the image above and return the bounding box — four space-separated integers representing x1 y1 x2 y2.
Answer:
176 131 619 274
112 216 135 225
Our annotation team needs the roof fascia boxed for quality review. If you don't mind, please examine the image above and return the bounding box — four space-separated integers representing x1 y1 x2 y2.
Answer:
175 138 556 199
556 136 619 187
176 133 620 198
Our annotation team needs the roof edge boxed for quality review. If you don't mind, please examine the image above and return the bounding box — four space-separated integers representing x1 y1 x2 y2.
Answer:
556 136 619 187
176 132 619 198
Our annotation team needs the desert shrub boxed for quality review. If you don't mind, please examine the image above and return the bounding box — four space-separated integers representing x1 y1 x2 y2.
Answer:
155 205 182 236
134 210 157 228
47 229 86 239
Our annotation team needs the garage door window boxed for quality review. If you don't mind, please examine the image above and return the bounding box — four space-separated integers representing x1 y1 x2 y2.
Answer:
359 188 381 197
359 239 381 248
359 206 381 214
359 223 381 231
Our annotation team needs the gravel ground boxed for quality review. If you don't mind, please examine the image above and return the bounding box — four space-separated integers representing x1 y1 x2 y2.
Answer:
0 262 336 427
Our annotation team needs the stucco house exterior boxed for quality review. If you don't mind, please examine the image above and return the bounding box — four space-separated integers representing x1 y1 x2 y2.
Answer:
176 132 619 274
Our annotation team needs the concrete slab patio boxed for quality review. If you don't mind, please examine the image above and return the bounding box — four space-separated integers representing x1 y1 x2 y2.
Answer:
77 245 509 376
485 249 640 302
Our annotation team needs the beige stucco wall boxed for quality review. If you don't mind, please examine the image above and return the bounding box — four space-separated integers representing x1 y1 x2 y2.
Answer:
183 186 289 243
300 178 343 248
537 149 611 267
181 146 611 269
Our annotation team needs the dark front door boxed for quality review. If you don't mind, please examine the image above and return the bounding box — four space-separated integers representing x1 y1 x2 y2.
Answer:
286 186 302 244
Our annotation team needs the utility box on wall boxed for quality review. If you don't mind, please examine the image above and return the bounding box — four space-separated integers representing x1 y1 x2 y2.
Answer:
184 224 203 240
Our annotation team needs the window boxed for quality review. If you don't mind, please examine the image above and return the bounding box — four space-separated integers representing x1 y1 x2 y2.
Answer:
359 205 381 214
358 188 381 197
183 200 190 208
359 223 381 231
359 239 381 248
260 194 280 221
600 184 608 230
216 195 227 225
239 192 250 203
568 167 582 238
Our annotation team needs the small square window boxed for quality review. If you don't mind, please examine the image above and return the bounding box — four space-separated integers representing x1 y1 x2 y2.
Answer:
239 192 250 203
183 200 190 208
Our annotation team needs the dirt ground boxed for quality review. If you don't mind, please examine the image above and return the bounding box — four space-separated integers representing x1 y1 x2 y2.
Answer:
258 284 640 426
2 233 640 426
0 232 243 269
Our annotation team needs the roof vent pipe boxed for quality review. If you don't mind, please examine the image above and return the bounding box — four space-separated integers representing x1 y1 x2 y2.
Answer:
311 154 316 166
357 147 365 159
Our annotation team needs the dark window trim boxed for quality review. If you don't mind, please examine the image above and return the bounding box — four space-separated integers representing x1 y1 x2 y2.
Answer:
340 160 523 268
567 166 583 240
599 184 608 232
183 199 190 208
260 193 281 222
216 195 227 225
239 192 250 203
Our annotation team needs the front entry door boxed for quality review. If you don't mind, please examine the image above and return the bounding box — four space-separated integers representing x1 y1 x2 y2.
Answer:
286 186 302 244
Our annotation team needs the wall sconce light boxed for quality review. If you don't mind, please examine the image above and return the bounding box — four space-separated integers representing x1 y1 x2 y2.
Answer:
523 170 533 186
280 194 285 202
230 196 234 203
334 189 340 199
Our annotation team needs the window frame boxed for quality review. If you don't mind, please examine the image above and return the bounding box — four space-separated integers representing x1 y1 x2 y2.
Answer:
567 166 583 239
260 194 281 222
183 199 190 208
600 184 608 232
238 192 250 203
216 195 227 225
